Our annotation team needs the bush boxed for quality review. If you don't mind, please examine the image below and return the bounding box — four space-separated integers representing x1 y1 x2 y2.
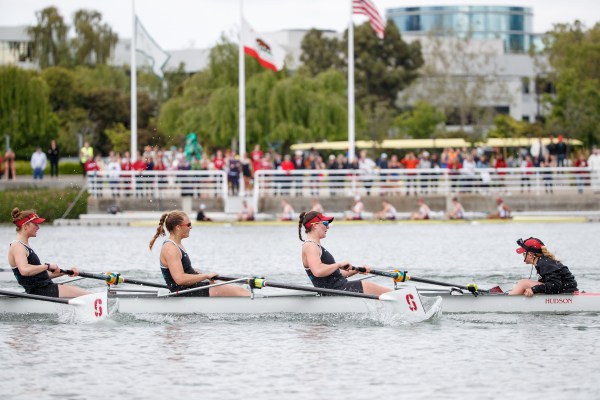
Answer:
13 160 83 176
0 188 88 222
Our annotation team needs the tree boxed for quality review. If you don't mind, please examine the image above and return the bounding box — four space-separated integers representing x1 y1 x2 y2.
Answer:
394 101 446 139
299 29 343 76
41 66 75 111
27 7 71 68
346 21 424 109
71 10 118 66
0 67 58 157
542 21 600 145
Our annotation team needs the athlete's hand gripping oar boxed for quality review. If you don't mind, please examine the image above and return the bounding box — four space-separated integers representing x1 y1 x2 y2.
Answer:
60 269 167 289
0 288 107 323
350 267 487 296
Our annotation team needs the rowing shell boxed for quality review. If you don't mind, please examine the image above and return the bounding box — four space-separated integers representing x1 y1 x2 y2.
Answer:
419 290 600 313
0 285 440 322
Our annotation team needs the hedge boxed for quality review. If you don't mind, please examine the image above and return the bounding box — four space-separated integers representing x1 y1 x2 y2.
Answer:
0 188 88 222
10 160 84 176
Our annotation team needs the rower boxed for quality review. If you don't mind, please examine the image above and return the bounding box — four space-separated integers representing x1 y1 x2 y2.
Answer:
149 210 249 297
509 237 578 297
298 211 391 296
7 208 88 298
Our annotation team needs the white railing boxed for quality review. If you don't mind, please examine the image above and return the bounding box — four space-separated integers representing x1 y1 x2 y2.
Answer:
253 167 595 200
86 170 228 199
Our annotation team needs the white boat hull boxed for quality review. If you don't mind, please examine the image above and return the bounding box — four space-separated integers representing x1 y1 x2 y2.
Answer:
0 286 435 321
420 291 600 313
1 290 598 316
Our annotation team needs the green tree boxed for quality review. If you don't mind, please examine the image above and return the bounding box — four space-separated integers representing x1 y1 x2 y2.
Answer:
345 21 424 108
299 29 343 76
394 101 446 139
542 21 600 144
0 67 58 157
71 10 118 66
41 66 75 111
27 7 71 68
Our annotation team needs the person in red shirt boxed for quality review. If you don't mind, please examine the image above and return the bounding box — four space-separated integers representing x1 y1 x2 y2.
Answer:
574 152 589 194
132 152 147 197
251 144 263 176
212 149 225 170
494 153 507 192
401 152 419 196
280 154 295 195
120 151 132 196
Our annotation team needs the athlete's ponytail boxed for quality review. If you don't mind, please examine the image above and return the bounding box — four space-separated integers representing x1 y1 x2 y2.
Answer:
149 210 186 250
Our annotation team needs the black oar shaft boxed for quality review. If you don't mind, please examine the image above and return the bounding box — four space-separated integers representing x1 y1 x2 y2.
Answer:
0 289 69 304
214 276 379 300
350 267 487 294
120 278 167 289
61 270 167 289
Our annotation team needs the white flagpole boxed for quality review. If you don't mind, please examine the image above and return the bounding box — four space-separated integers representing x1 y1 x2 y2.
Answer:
348 0 356 163
238 0 246 196
130 0 138 162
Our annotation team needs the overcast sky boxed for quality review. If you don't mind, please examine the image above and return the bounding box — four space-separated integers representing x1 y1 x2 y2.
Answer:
1 0 599 50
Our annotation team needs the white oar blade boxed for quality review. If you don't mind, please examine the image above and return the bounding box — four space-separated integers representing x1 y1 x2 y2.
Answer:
67 292 108 323
379 285 440 321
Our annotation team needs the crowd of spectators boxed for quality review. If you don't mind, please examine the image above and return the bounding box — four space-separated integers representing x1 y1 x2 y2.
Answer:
77 134 600 197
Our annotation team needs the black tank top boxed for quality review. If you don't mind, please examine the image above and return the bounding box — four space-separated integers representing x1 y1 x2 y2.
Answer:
303 241 348 290
10 241 53 293
160 240 200 292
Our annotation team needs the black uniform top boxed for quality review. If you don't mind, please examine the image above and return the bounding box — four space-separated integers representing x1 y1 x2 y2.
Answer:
303 241 348 290
10 241 53 293
47 147 60 163
531 256 578 294
159 240 208 295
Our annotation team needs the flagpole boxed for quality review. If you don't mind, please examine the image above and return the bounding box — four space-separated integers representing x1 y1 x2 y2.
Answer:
130 0 138 162
348 0 356 163
238 0 246 196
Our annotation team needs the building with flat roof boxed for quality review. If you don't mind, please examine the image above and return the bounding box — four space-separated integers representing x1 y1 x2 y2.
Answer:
387 5 544 53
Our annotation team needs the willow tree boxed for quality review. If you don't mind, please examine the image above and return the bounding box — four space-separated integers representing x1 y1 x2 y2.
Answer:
27 7 71 68
0 67 57 157
71 10 118 66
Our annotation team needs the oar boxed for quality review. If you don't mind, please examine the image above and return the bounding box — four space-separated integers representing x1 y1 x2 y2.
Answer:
159 277 248 297
350 267 487 295
213 275 432 319
0 288 108 323
60 269 167 289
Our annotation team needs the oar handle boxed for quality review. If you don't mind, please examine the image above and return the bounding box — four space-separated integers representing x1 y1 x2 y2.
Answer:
350 266 407 281
408 276 487 294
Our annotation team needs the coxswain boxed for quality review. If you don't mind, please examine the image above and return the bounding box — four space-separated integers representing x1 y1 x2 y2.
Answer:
509 237 578 296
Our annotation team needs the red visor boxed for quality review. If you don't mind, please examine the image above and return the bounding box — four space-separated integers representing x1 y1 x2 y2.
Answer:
15 213 46 227
304 213 334 229
516 238 543 254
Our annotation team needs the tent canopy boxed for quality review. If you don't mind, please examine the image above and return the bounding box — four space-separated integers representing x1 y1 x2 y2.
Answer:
290 137 583 151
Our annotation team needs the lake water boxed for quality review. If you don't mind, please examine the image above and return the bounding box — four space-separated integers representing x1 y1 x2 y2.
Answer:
1 222 599 399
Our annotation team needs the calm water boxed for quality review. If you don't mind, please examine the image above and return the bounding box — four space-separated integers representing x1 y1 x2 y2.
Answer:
1 222 599 399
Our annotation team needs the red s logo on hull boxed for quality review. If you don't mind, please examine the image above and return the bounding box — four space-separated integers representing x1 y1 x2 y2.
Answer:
406 294 418 311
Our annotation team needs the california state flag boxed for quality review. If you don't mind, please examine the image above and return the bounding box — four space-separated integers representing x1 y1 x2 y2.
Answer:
242 18 286 72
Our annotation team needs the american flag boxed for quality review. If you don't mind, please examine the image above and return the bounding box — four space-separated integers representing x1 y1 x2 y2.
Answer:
353 0 386 39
